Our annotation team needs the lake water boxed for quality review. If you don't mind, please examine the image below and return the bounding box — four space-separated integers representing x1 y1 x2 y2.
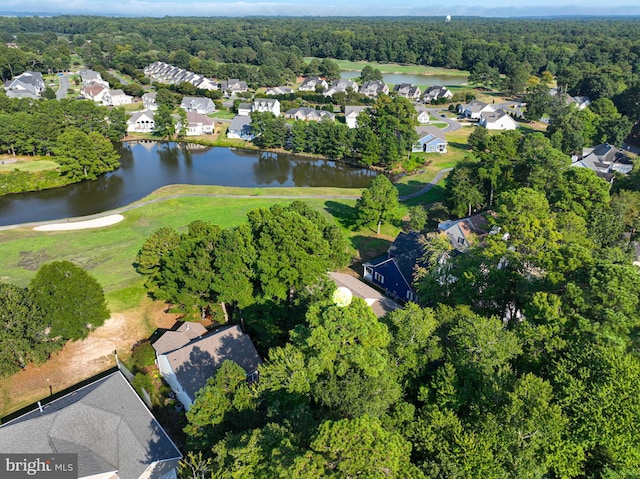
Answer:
341 70 468 87
0 142 376 227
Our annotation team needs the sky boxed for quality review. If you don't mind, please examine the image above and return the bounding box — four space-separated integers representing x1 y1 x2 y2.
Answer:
2 0 640 17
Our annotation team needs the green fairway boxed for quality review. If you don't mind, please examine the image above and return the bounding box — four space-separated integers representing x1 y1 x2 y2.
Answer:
0 159 59 172
305 57 468 77
0 187 397 312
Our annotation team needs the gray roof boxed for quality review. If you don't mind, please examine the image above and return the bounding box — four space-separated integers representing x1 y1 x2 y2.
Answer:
162 325 262 401
330 272 401 318
152 321 208 355
415 125 446 142
345 105 370 117
229 114 252 131
0 371 181 479
386 231 425 283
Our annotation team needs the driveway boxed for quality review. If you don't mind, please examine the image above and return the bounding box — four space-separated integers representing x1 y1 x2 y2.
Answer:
56 73 69 100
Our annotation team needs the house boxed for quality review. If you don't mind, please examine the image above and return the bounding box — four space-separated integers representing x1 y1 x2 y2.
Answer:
4 70 45 98
415 105 431 124
180 96 216 115
142 91 158 110
459 100 495 120
284 106 335 122
265 86 294 96
183 112 215 135
571 143 634 181
324 79 359 97
360 80 389 98
78 69 108 86
0 370 182 479
220 79 248 95
143 61 217 91
239 98 280 116
330 272 401 318
393 83 421 100
153 324 262 411
549 89 590 110
412 126 448 153
438 213 488 252
423 85 453 103
106 89 133 106
227 115 254 140
298 76 328 92
344 105 371 129
80 82 110 104
479 109 519 130
363 231 424 302
127 110 155 133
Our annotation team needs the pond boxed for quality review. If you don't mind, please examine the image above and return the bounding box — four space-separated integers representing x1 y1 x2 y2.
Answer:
0 142 376 227
341 70 468 87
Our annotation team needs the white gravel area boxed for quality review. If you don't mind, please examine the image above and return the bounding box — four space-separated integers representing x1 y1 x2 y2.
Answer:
33 214 125 231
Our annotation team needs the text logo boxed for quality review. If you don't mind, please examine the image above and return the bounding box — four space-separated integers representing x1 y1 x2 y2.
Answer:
0 454 77 478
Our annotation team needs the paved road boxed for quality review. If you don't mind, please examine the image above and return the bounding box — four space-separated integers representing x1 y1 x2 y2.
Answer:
399 167 453 201
56 73 69 100
423 108 461 132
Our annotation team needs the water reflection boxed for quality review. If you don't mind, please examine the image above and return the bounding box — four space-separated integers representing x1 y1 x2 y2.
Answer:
0 142 375 226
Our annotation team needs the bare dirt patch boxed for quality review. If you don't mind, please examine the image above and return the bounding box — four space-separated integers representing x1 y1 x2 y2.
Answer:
0 300 181 417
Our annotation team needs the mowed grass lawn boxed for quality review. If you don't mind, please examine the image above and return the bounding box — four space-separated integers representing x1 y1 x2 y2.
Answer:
0 189 404 312
0 158 59 172
304 57 468 77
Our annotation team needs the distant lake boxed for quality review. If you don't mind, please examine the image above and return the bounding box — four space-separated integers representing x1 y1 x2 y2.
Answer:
0 142 376 227
341 70 468 87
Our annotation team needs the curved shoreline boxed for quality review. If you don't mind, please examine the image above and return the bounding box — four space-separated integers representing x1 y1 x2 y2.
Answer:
1 167 451 231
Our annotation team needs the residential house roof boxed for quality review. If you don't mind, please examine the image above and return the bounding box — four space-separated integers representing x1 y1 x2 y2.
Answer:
265 86 294 95
360 80 389 97
228 114 252 131
386 231 426 284
186 111 215 127
285 106 335 121
393 83 421 99
438 213 488 251
180 96 215 112
423 85 452 101
0 371 182 479
161 325 262 402
479 109 519 129
299 76 328 91
152 321 208 355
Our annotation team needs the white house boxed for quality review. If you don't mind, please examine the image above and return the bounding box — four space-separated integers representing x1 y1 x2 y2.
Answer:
393 83 421 100
415 105 431 124
479 109 519 130
324 79 359 97
142 92 158 110
153 324 262 411
3 70 45 99
180 96 216 115
459 100 495 120
127 110 155 133
106 89 133 106
360 80 389 98
299 76 328 92
344 106 371 129
265 86 294 95
81 82 110 104
240 98 280 116
183 111 215 135
284 106 335 122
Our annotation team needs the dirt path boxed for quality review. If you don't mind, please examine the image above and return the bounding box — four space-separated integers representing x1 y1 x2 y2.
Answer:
0 301 179 417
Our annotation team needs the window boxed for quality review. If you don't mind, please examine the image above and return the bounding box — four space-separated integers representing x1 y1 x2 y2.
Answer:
374 272 384 284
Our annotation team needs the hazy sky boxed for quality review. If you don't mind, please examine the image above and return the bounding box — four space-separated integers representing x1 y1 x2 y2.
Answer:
2 0 640 17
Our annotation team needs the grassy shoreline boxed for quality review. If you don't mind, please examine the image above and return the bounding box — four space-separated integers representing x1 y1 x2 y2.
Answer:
304 57 469 77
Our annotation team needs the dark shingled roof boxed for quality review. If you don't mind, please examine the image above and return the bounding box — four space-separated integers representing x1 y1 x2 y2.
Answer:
386 231 425 283
0 371 181 479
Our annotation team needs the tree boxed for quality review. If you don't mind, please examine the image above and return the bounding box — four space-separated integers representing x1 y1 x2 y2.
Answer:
355 174 401 234
29 261 110 341
0 282 59 376
360 65 383 82
154 104 176 139
292 415 424 478
52 128 120 181
407 205 428 232
107 107 128 140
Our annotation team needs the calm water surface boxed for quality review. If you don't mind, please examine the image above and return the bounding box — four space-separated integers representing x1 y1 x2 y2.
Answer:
341 70 468 87
0 142 376 227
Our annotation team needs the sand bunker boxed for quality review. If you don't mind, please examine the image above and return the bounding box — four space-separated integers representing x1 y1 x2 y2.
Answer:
34 214 124 231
